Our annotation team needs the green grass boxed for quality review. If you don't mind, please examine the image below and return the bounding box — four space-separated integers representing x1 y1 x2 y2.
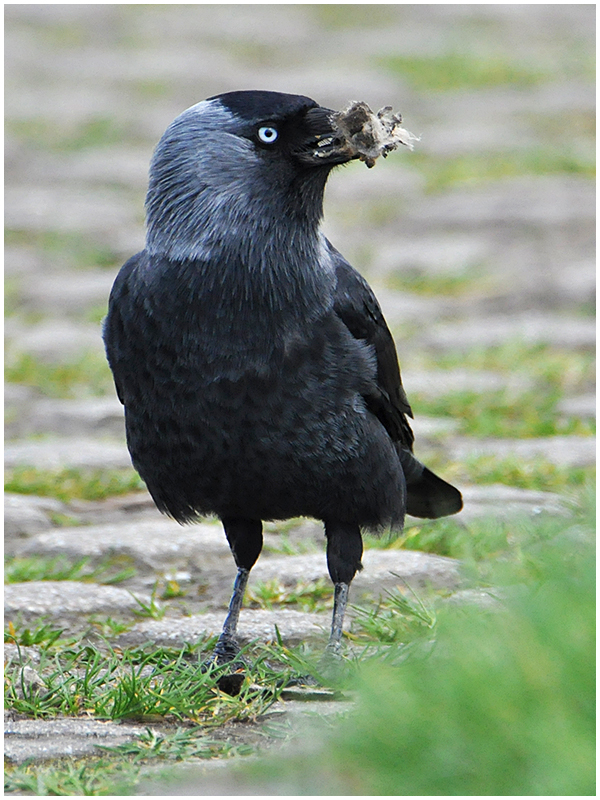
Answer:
5 554 136 585
349 585 437 646
366 481 594 563
4 490 594 795
129 582 167 620
5 229 122 271
175 494 594 796
86 303 110 324
88 616 134 637
460 455 594 493
411 147 595 192
5 277 25 317
262 522 321 556
406 341 595 441
526 107 596 143
5 620 67 649
103 724 255 760
5 751 167 796
4 640 284 723
309 4 397 29
414 387 594 438
386 264 494 298
131 78 172 99
5 352 114 398
429 340 595 383
246 577 333 614
4 727 255 796
379 52 547 90
333 547 593 795
5 466 145 502
6 116 133 153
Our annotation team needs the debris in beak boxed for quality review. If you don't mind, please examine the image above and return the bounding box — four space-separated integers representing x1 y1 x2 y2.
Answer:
331 101 420 168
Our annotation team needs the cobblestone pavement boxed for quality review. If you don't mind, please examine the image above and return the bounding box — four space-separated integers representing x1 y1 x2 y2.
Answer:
4 4 595 786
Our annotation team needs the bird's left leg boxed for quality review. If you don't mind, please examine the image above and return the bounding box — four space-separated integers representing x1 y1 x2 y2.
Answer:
213 517 263 665
324 520 363 656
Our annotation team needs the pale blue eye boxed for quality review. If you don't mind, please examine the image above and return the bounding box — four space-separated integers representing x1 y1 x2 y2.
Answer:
257 126 278 144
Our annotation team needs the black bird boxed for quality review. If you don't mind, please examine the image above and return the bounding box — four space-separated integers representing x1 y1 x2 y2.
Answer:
103 90 462 663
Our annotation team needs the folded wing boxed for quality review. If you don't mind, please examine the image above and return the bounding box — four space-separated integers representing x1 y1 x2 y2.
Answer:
330 242 462 519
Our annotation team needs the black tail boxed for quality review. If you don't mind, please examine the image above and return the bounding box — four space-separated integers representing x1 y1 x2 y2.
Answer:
397 447 463 519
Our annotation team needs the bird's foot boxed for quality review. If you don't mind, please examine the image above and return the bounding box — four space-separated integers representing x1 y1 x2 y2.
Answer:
201 635 248 695
317 641 350 684
324 639 343 658
213 634 247 666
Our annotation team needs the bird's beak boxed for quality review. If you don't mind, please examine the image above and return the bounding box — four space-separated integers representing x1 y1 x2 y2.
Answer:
294 106 355 167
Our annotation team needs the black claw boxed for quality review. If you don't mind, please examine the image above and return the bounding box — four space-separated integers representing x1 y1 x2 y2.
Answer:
201 640 248 696
216 671 246 696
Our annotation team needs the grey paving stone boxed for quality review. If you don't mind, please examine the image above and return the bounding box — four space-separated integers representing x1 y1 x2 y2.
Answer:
4 644 42 668
14 270 115 316
5 490 167 549
333 223 593 316
13 518 230 572
373 286 453 327
5 245 55 277
5 185 135 236
116 607 331 650
6 396 125 439
4 492 67 544
408 415 460 439
367 233 490 277
5 718 163 765
422 313 595 351
324 162 426 209
557 394 596 420
16 147 149 191
550 260 596 307
452 435 595 468
4 581 148 622
5 437 131 470
405 369 531 398
6 319 105 362
423 83 595 157
455 483 569 520
251 548 462 596
406 176 595 230
61 491 159 526
5 382 38 406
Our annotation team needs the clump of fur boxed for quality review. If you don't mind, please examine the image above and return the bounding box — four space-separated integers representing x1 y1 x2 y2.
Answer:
332 101 419 167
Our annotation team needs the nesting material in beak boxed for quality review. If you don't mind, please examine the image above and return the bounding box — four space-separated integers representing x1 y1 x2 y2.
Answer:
331 101 420 168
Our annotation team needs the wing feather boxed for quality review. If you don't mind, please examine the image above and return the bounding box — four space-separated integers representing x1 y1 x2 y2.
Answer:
329 242 414 449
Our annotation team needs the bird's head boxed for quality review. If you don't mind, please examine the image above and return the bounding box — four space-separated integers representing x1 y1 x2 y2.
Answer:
202 90 353 168
145 91 352 262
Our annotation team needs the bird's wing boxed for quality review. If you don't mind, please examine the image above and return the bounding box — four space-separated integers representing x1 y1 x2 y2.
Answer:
102 252 147 406
330 242 463 519
329 242 415 450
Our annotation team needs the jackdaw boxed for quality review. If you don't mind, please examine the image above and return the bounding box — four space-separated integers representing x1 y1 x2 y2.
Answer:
103 90 462 664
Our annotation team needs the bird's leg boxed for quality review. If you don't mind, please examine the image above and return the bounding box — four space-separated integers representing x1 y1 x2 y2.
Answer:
213 517 263 665
327 582 350 655
324 521 363 656
214 566 250 663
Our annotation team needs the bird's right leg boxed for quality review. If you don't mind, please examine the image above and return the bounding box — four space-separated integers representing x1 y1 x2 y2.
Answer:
324 520 363 656
213 517 263 665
